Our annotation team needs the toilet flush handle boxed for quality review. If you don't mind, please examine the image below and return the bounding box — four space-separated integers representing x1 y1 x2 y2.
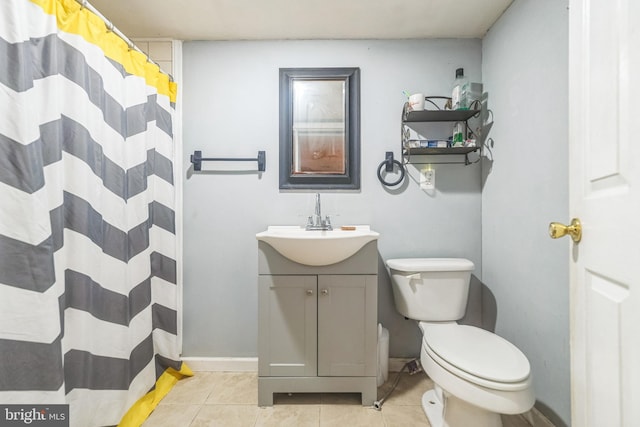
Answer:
407 273 421 280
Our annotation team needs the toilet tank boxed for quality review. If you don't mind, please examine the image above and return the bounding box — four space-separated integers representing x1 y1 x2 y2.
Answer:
386 258 474 321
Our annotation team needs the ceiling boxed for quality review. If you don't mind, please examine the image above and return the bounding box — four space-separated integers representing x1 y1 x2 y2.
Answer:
88 0 513 41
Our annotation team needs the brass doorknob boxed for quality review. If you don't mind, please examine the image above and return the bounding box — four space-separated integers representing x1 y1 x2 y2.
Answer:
549 218 582 243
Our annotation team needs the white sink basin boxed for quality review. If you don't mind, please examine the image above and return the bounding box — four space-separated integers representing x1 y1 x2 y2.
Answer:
256 225 379 266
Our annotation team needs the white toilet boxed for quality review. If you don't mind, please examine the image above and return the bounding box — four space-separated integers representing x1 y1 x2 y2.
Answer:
386 258 534 427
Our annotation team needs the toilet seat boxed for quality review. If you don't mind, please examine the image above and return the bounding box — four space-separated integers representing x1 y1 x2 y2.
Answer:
420 323 531 392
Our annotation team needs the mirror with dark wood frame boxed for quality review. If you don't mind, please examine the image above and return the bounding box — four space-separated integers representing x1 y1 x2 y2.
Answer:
279 67 360 190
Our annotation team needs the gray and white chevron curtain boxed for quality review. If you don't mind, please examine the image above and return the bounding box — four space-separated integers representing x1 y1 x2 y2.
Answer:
0 1 189 426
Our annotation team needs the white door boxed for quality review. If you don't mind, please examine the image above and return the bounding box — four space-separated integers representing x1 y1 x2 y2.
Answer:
568 0 640 425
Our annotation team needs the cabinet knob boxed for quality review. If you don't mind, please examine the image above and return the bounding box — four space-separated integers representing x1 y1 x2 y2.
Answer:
306 289 314 295
321 289 329 295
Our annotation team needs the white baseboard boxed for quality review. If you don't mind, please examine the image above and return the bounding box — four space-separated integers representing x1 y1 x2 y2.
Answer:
181 357 258 372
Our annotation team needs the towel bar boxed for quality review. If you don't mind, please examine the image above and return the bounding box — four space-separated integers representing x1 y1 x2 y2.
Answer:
190 150 266 172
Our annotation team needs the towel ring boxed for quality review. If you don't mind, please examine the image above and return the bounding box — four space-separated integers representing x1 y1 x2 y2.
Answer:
377 159 405 187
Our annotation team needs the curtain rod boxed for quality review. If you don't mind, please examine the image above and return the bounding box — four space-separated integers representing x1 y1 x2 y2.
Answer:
73 0 172 79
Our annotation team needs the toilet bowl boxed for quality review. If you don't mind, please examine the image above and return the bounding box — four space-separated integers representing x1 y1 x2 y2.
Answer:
386 258 534 427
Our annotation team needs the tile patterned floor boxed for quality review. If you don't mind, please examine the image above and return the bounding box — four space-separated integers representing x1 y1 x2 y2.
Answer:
142 371 533 427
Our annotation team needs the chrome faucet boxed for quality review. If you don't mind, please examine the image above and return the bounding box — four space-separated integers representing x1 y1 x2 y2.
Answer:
306 193 332 230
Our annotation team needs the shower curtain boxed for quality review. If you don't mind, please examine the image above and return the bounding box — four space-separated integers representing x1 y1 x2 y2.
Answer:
0 0 189 425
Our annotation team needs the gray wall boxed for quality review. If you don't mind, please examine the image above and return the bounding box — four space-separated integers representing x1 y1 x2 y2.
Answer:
181 39 483 358
481 0 570 425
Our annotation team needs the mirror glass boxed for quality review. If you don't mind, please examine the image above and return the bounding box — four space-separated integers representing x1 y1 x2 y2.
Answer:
279 68 360 190
292 80 346 175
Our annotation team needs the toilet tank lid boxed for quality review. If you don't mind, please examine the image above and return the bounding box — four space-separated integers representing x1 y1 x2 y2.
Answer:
386 258 474 272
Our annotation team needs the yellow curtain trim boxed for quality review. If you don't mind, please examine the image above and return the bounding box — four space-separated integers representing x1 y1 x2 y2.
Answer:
117 363 194 427
29 0 177 103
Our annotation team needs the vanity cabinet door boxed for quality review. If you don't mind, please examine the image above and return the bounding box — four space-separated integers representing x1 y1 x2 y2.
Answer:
258 275 317 377
317 275 377 377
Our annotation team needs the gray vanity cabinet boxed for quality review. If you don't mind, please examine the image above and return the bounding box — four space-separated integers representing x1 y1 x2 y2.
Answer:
258 275 318 377
317 275 377 377
257 240 378 406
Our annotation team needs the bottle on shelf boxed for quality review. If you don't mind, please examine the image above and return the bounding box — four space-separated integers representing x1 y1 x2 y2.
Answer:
451 122 465 147
451 68 469 110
